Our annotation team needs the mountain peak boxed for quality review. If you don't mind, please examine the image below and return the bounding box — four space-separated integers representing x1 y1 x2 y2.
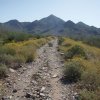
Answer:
77 21 89 28
6 19 19 23
66 20 75 24
48 14 57 18
44 14 63 21
43 14 65 22
40 14 65 25
64 20 75 28
4 19 22 30
77 21 86 25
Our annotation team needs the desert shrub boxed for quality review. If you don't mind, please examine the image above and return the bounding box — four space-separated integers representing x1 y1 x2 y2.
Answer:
48 42 53 47
14 54 26 64
78 89 100 100
64 45 86 59
58 37 64 45
37 38 47 47
0 46 16 55
33 34 44 39
0 64 7 78
0 54 15 65
4 32 32 43
26 53 35 63
0 54 25 68
83 36 100 48
62 43 71 47
81 69 100 91
18 46 36 63
63 62 83 83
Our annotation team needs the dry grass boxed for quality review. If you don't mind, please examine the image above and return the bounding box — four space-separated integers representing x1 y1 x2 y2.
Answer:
0 36 53 69
58 37 100 100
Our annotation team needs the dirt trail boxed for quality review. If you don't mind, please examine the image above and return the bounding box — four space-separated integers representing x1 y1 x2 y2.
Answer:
47 39 63 100
3 39 75 100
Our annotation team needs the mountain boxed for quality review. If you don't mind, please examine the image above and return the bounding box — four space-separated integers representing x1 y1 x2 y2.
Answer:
0 15 100 36
64 20 76 28
40 14 64 28
3 20 23 32
25 14 65 34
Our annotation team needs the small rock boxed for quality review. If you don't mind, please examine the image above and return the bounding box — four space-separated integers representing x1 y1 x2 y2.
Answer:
25 92 35 99
2 96 12 100
17 74 20 76
18 79 20 81
46 97 52 100
52 74 58 78
60 52 64 55
31 80 37 85
23 67 27 71
28 66 31 69
74 92 78 95
42 67 46 70
25 93 31 98
13 89 17 93
40 93 45 97
74 92 79 99
19 65 23 67
10 97 13 100
9 68 15 73
40 87 46 92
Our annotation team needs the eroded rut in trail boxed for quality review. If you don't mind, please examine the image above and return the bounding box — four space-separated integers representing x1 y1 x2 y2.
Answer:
3 39 75 100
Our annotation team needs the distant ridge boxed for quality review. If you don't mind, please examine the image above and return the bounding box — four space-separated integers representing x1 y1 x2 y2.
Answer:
0 15 100 36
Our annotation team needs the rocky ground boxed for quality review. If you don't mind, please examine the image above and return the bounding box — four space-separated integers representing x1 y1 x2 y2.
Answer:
1 39 77 100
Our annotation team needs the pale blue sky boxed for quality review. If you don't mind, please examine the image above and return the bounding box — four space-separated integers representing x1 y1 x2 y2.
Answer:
0 0 100 27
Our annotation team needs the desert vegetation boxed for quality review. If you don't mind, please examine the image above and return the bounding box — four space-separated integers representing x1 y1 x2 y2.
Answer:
69 35 100 48
0 31 53 78
58 37 100 100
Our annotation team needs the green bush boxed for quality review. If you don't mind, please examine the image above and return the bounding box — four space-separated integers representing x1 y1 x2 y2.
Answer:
0 64 7 78
19 46 36 63
0 54 15 65
4 32 32 43
26 53 35 63
81 69 100 91
48 42 53 47
58 37 64 45
83 36 100 48
79 89 100 100
62 43 71 47
64 62 83 83
14 54 26 64
0 46 16 55
0 54 25 68
64 45 86 59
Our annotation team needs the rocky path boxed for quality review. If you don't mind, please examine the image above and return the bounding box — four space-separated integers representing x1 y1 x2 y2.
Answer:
2 39 75 100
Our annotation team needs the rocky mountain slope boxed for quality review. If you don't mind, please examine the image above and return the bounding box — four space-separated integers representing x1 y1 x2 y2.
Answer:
0 15 100 36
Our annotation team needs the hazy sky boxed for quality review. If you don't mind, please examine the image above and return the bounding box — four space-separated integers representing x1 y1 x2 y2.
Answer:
0 0 100 27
